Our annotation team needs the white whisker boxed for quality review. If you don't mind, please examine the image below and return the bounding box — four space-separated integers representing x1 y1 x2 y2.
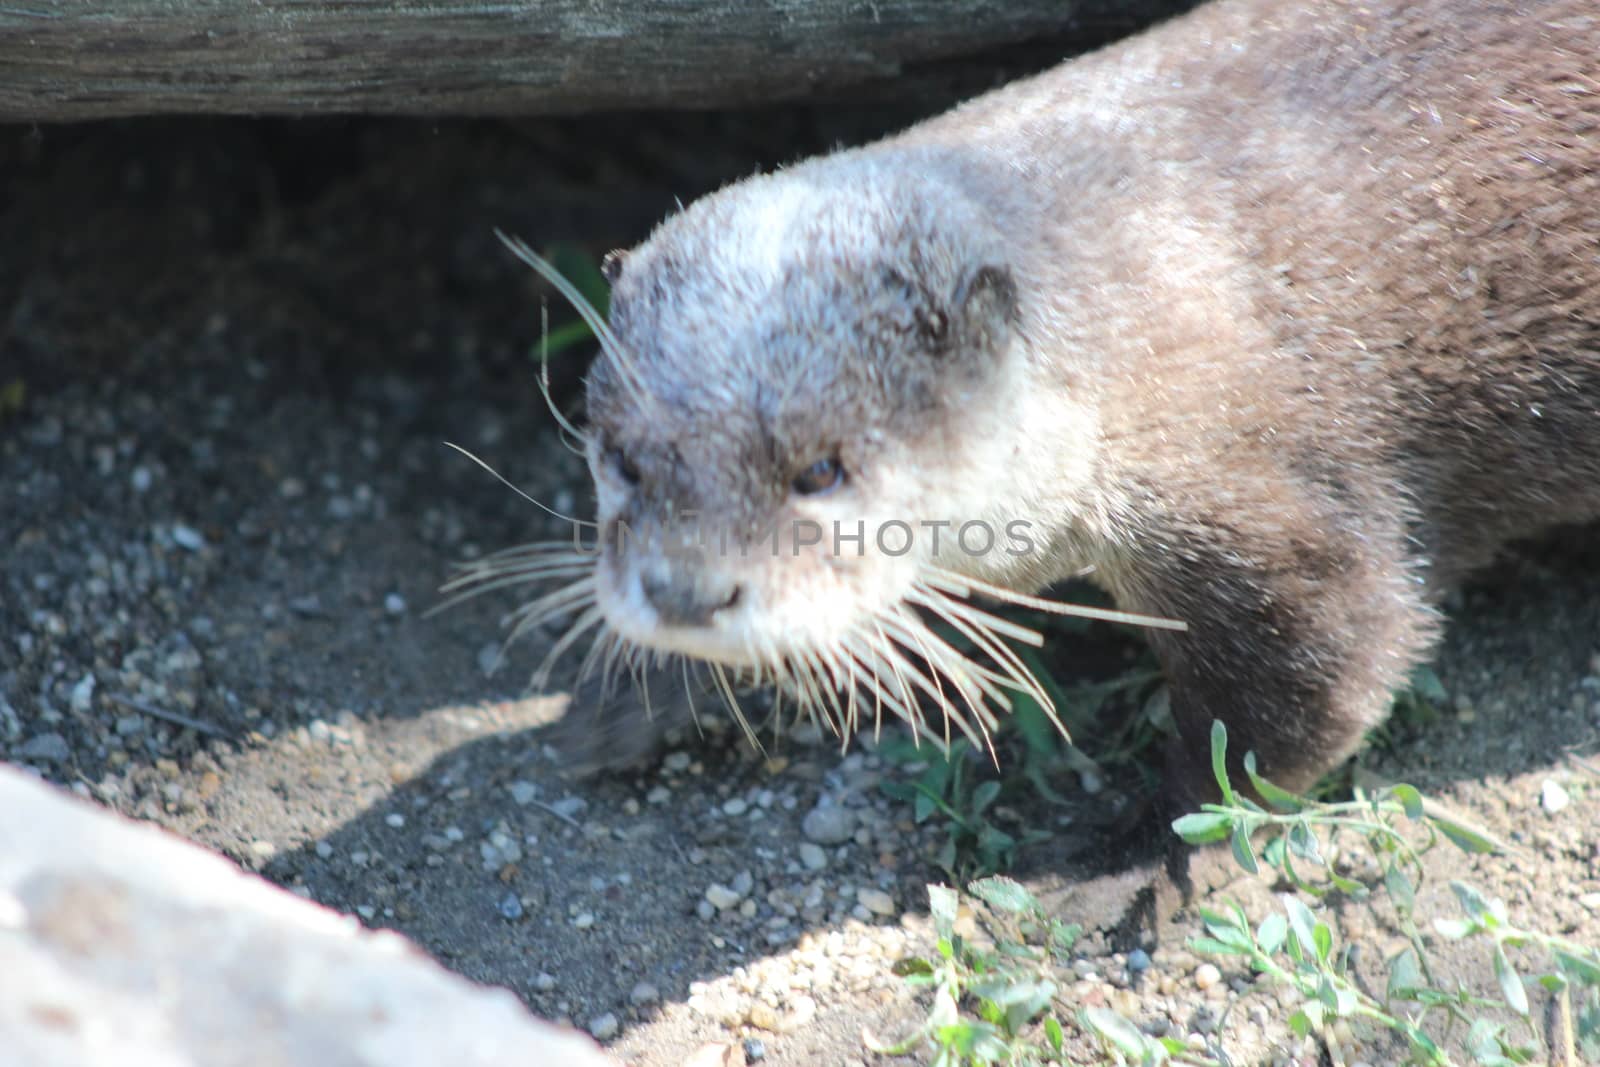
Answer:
924 565 1188 631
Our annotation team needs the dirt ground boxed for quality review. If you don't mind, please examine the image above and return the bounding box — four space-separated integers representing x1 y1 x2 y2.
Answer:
3 58 1599 1067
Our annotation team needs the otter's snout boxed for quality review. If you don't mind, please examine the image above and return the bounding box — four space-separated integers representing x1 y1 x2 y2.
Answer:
638 561 743 628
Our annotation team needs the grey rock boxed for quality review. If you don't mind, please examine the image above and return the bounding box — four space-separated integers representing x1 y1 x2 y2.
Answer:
0 767 618 1066
18 732 70 763
801 803 856 845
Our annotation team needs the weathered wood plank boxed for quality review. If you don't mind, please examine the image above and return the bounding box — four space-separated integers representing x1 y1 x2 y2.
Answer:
0 1 1096 122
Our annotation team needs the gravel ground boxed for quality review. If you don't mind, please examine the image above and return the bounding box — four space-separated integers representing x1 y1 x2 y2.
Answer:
3 95 1598 1065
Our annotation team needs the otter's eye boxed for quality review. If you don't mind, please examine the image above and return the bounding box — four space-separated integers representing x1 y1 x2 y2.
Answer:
792 457 844 496
605 445 640 486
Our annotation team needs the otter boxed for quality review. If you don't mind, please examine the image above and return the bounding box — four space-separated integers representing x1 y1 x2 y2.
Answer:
477 0 1600 815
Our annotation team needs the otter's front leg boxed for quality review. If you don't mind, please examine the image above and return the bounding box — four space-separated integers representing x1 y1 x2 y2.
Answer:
1119 510 1439 816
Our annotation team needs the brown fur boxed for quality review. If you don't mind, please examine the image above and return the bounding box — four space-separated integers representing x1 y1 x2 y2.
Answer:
563 0 1600 811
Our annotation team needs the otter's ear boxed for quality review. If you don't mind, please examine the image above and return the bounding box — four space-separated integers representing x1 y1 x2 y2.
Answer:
956 264 1017 325
601 249 628 285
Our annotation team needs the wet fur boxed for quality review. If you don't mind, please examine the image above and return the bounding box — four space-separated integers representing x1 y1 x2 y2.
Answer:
557 0 1600 810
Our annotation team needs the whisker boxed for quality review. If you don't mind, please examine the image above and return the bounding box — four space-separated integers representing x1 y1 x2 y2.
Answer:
505 577 598 630
530 605 606 692
923 565 1188 632
878 610 1004 750
442 441 596 529
710 663 760 749
532 301 590 444
906 584 1059 720
434 562 594 609
496 230 658 414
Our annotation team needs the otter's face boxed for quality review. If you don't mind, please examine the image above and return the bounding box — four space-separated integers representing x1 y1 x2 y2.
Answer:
579 164 1034 672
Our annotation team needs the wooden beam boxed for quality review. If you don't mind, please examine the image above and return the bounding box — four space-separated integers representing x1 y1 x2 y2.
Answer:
0 1 1101 122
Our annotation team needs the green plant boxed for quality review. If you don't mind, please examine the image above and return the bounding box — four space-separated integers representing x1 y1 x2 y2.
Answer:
877 622 1166 879
883 720 1598 1065
872 878 1070 1065
1175 722 1600 1066
525 242 611 358
875 876 1218 1066
879 738 1055 878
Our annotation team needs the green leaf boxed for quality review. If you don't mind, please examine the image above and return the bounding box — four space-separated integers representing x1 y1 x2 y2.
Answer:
1312 922 1334 964
1050 921 1083 955
1171 811 1233 844
1494 943 1530 1016
1434 816 1499 854
971 779 1002 815
1328 869 1367 897
1433 917 1474 940
1555 949 1600 986
1256 913 1288 955
1391 783 1425 820
1191 936 1252 957
1384 865 1417 913
1230 824 1260 874
1404 1026 1446 1062
1044 1014 1064 1053
1450 881 1497 924
1409 664 1449 704
1387 947 1425 1001
1081 1006 1154 1057
1287 821 1326 867
1243 751 1305 812
1209 720 1235 803
545 243 611 311
1283 895 1321 963
891 957 935 977
968 875 1035 915
928 884 959 937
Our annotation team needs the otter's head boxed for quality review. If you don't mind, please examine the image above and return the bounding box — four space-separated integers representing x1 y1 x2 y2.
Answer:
480 155 1123 745
584 157 1049 675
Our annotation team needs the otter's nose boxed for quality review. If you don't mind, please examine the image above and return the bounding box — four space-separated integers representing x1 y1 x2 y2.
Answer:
639 566 743 628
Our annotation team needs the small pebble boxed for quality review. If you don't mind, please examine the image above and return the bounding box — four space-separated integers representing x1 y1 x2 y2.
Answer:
798 842 828 871
629 981 660 1006
722 797 749 817
69 674 95 714
383 593 407 616
588 1012 619 1041
498 892 524 921
573 912 596 930
385 813 405 828
857 888 896 916
705 884 744 911
1127 948 1152 972
171 523 206 551
1193 963 1222 990
743 1037 768 1062
801 803 856 845
18 732 70 763
1540 779 1571 814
